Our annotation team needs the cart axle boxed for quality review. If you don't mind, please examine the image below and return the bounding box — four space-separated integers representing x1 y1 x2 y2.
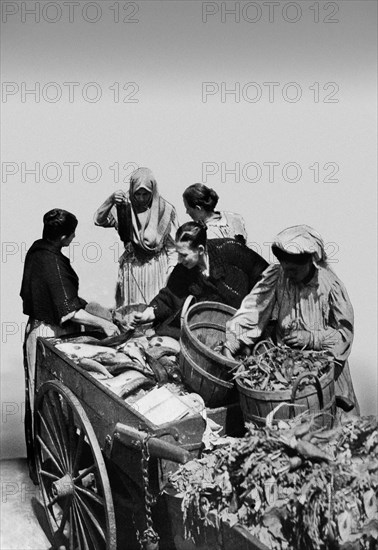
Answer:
51 473 75 498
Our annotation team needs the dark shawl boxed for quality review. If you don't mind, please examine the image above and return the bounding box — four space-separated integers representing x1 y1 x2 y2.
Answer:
20 239 87 326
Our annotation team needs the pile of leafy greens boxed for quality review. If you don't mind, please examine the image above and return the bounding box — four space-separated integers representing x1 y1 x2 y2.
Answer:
167 416 378 550
234 344 335 392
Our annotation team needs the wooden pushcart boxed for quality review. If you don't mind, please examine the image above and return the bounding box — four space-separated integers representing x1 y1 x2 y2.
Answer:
32 334 267 550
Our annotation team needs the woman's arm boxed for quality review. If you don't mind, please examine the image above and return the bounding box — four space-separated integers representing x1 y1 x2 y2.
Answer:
281 272 354 361
70 309 120 336
94 190 126 227
131 265 192 327
225 264 279 354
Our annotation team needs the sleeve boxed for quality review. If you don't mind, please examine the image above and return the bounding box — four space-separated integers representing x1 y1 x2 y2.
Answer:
50 258 87 325
224 241 269 290
93 196 118 228
310 279 354 362
164 207 180 273
245 248 269 290
225 264 280 353
149 264 189 323
229 212 248 241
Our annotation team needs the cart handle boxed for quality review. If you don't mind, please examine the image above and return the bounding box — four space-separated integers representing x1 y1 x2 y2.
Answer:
112 423 190 464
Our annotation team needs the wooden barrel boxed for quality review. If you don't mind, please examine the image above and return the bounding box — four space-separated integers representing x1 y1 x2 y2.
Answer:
179 301 239 407
236 366 336 429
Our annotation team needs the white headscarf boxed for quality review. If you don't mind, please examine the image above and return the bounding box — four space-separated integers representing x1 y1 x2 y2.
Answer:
273 224 327 265
126 167 174 253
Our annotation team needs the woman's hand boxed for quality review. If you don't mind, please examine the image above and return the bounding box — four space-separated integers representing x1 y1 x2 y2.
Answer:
222 343 251 359
112 190 128 205
283 330 311 348
222 345 234 360
101 321 120 337
129 307 156 328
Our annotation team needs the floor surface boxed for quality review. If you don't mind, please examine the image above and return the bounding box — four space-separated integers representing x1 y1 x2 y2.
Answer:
0 458 51 550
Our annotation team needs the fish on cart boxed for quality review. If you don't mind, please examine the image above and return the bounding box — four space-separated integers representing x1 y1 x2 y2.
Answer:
56 342 118 359
119 341 150 370
77 357 113 379
99 370 155 398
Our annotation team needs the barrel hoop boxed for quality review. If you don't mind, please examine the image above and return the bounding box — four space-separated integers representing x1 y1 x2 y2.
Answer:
181 327 238 370
180 345 234 388
181 301 238 368
235 365 334 401
187 321 226 331
243 398 335 426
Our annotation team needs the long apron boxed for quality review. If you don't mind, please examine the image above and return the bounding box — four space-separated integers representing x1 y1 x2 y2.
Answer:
23 319 77 482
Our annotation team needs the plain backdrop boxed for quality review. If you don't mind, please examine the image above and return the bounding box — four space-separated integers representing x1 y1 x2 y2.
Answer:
1 0 377 458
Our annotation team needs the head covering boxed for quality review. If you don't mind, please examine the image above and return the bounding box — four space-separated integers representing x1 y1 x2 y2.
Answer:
124 167 173 253
129 167 155 206
272 224 327 265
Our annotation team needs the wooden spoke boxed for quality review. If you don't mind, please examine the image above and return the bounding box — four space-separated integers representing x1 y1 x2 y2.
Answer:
57 499 71 535
46 495 60 509
74 496 103 550
73 499 93 550
37 410 66 472
43 397 69 470
49 392 70 466
66 407 76 471
72 429 85 476
36 435 64 477
34 381 116 550
69 506 75 550
75 491 106 541
38 469 59 481
75 484 104 507
74 464 96 484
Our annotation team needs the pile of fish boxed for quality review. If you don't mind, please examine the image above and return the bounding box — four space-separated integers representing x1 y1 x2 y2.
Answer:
168 415 378 550
55 334 182 399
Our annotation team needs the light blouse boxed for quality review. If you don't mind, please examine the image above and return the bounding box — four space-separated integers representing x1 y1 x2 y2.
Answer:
205 211 248 241
226 263 354 363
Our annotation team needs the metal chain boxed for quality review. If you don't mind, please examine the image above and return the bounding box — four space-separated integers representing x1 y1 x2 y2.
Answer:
325 472 334 549
138 434 160 550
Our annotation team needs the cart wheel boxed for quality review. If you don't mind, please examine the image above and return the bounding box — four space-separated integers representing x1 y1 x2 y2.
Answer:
34 380 117 550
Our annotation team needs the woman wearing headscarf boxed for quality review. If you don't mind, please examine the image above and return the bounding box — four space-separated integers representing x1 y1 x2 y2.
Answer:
224 224 360 415
183 183 248 243
94 168 179 317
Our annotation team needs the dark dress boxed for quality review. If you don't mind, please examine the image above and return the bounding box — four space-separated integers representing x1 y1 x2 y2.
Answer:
150 239 269 338
20 239 86 482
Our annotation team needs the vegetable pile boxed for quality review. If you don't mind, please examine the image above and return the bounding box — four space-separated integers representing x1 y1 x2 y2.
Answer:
234 343 335 391
167 415 378 550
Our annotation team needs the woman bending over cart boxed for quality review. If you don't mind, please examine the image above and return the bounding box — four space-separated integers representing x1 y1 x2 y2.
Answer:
224 224 360 417
130 221 268 339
